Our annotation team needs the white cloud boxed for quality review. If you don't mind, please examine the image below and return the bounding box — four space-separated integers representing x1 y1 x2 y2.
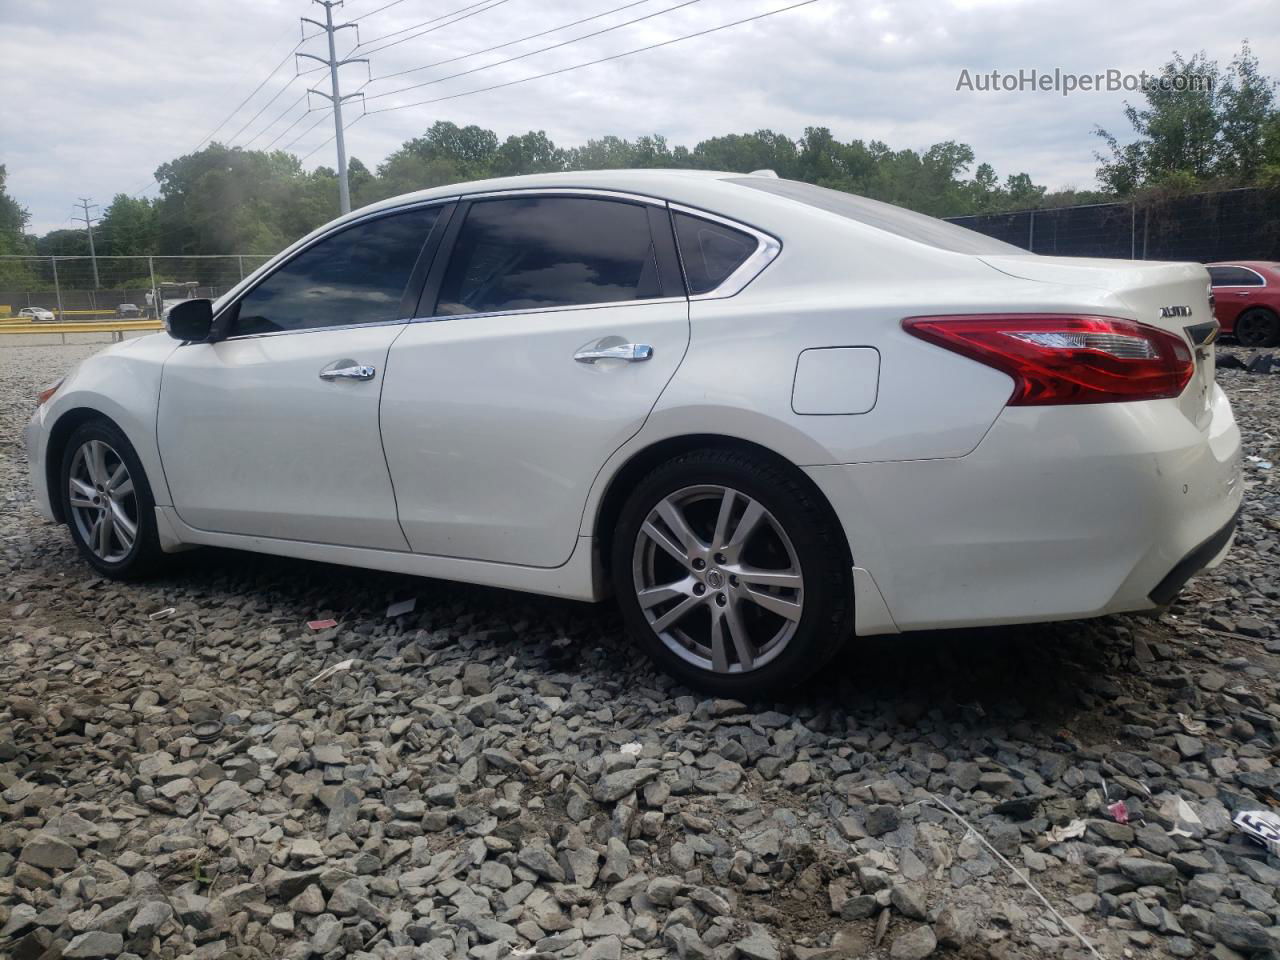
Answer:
1 0 1272 236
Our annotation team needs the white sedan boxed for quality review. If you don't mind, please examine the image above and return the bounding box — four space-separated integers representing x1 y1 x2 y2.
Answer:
25 170 1243 694
18 306 56 322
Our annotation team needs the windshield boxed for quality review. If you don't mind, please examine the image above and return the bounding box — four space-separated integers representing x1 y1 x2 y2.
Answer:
729 177 1026 255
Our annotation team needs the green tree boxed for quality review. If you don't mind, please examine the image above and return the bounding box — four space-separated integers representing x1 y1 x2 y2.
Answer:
1095 42 1278 193
0 165 37 294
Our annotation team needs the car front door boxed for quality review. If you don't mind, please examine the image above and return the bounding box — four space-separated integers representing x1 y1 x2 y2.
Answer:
379 193 690 567
157 203 448 550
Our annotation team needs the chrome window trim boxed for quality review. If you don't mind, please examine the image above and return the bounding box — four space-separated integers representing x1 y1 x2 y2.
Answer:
457 186 668 207
214 196 461 342
409 296 688 326
1208 265 1267 288
668 202 782 301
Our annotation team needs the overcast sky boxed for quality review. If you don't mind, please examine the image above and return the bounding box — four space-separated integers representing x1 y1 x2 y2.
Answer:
1 0 1274 237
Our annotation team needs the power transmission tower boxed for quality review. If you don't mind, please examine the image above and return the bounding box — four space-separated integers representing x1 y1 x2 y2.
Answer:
75 198 101 289
299 1 367 214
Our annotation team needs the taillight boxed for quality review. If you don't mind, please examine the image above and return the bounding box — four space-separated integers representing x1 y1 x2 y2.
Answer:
903 314 1194 405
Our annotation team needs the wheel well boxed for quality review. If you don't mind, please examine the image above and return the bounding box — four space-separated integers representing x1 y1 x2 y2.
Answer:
592 434 852 578
43 408 114 524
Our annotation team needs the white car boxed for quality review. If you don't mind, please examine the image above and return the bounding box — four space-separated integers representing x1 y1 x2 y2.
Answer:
25 170 1243 695
18 306 55 322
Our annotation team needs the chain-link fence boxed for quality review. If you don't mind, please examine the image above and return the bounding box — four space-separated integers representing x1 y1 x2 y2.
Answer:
945 187 1280 261
0 255 272 320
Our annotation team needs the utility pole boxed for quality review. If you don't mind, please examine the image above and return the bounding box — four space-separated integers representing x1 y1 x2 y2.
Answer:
299 1 366 214
75 198 101 288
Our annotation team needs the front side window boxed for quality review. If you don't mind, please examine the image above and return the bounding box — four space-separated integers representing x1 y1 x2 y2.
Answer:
1207 266 1264 287
434 196 662 316
231 206 439 336
673 212 760 295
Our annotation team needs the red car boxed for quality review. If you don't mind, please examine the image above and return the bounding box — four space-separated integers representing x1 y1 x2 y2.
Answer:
1207 261 1280 347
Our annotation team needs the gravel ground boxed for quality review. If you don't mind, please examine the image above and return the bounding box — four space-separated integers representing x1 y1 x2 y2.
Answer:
1 340 1278 960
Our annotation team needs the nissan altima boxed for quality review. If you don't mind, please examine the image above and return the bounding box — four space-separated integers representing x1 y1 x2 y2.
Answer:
26 170 1243 695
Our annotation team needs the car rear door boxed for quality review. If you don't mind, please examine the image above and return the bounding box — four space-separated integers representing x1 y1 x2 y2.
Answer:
1208 265 1264 331
380 192 689 567
157 203 450 550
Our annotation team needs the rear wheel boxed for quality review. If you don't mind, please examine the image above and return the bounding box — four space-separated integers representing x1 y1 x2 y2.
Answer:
1235 308 1280 348
60 419 164 579
612 449 852 697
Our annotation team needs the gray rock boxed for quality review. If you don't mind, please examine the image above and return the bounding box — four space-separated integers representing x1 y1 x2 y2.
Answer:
18 833 79 870
934 906 977 948
63 931 125 958
204 779 251 815
594 767 658 802
889 925 937 960
1118 856 1179 888
865 805 900 837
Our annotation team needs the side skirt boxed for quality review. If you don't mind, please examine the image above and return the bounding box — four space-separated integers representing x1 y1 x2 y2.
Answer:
154 507 605 601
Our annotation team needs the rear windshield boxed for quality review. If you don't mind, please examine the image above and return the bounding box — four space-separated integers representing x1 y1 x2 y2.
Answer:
729 177 1025 255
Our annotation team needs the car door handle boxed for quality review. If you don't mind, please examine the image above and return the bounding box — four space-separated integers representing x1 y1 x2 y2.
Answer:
574 343 653 363
319 360 376 381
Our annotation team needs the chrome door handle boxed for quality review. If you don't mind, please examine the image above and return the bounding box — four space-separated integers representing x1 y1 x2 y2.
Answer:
574 343 653 364
319 360 376 381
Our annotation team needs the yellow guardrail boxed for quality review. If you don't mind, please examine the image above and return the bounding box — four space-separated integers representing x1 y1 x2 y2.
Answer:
0 319 163 342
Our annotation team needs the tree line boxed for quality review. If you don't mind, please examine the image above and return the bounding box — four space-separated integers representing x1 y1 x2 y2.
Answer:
1 42 1275 291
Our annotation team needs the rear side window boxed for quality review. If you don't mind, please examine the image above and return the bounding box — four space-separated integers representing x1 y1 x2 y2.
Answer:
231 206 439 336
435 196 662 315
1207 266 1264 287
673 212 759 295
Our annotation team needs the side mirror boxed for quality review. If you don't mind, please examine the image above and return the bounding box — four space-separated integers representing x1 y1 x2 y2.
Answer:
165 298 214 342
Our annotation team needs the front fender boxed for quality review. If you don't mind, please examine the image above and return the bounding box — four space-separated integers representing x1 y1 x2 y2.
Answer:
39 335 178 510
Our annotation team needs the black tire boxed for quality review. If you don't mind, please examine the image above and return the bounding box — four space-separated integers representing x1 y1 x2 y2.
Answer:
612 448 853 697
1235 308 1280 348
59 418 164 580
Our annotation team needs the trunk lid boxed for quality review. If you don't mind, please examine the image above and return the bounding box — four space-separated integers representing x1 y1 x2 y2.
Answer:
979 255 1218 426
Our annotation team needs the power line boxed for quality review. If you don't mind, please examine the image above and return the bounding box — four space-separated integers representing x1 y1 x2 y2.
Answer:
359 0 514 56
366 0 821 116
242 90 311 149
348 0 413 19
226 73 307 145
371 0 652 84
281 109 335 153
366 0 705 102
129 32 310 196
354 0 509 50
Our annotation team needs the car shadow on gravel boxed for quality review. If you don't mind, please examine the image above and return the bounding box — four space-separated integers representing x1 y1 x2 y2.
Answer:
173 544 1113 741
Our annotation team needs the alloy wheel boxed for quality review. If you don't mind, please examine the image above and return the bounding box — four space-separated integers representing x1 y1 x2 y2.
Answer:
631 484 804 674
68 439 138 563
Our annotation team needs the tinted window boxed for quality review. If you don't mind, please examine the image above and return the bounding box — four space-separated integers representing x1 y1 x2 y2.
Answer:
673 212 760 295
1207 266 1264 287
435 197 661 315
731 176 1027 255
232 206 438 336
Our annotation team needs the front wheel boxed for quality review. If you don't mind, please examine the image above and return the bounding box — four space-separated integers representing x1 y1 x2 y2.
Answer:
1235 308 1280 348
612 449 853 697
60 419 164 579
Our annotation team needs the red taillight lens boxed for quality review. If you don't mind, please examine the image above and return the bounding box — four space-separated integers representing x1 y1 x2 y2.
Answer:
903 314 1194 405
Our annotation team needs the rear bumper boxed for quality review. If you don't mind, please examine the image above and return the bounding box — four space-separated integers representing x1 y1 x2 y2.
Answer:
808 384 1243 632
1148 505 1240 605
